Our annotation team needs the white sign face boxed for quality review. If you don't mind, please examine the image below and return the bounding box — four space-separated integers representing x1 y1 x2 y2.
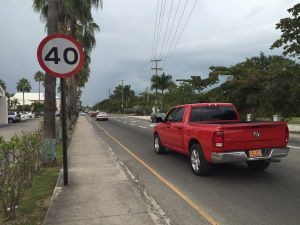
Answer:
37 34 84 78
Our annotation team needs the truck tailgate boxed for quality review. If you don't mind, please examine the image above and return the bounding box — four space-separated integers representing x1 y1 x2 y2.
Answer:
221 122 287 151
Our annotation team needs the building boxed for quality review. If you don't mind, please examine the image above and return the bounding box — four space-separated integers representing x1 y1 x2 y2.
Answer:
12 92 61 111
0 86 8 125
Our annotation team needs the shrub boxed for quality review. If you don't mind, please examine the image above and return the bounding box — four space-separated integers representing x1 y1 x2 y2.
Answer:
0 130 42 219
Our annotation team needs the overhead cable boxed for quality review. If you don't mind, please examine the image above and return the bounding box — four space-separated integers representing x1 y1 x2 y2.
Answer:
164 0 199 68
151 0 161 59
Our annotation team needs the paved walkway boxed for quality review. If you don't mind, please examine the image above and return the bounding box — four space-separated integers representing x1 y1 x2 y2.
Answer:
43 117 164 225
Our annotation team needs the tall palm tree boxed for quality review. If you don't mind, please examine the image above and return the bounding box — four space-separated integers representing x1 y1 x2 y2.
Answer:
33 0 59 162
33 0 101 136
0 79 6 91
16 78 32 112
156 73 175 109
151 75 160 108
34 71 45 104
158 73 174 94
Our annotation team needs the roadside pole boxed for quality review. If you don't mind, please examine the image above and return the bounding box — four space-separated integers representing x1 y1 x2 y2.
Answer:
37 33 85 186
60 78 68 185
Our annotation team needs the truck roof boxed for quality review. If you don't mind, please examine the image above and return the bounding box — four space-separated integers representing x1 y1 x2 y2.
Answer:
175 103 234 108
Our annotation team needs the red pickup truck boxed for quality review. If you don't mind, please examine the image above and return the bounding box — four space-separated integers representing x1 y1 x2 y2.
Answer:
153 103 289 175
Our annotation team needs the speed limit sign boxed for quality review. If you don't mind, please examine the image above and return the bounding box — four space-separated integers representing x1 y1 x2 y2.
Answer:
37 33 84 78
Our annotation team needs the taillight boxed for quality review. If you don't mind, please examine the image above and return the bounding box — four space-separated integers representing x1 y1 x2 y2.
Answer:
213 131 224 148
285 127 289 143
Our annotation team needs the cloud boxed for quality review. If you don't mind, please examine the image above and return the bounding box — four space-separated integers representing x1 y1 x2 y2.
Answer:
0 0 298 106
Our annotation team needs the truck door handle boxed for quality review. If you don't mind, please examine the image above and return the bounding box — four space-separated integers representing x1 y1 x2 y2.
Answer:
166 126 171 128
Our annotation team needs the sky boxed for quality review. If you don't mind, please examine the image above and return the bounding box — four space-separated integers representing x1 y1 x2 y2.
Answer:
0 0 298 106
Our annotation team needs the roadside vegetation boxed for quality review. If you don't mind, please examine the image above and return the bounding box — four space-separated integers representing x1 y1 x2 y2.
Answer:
0 131 61 224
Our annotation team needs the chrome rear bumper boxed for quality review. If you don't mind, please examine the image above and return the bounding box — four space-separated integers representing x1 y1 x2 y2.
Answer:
211 147 289 164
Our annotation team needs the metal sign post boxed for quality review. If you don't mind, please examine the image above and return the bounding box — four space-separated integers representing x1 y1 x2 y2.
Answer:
37 33 85 186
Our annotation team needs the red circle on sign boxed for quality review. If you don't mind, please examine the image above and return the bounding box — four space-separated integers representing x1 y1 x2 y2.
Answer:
37 33 85 78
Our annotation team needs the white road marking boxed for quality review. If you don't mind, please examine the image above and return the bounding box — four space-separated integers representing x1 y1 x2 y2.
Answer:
131 120 136 122
123 121 128 124
288 145 300 149
130 123 135 126
139 126 147 129
149 124 155 127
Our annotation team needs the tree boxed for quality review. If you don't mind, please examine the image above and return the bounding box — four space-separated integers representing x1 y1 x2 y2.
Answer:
34 71 45 104
155 73 176 109
271 3 300 58
207 53 300 118
0 79 6 91
16 78 32 112
33 0 59 163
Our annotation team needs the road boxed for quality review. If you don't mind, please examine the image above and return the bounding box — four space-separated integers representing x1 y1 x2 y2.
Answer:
88 114 300 225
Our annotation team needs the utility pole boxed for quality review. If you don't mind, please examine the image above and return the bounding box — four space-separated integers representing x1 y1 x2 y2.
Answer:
108 89 111 113
151 59 162 110
151 59 162 76
119 80 124 111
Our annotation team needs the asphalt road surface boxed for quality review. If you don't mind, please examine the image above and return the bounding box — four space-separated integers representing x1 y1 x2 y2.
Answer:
88 114 300 225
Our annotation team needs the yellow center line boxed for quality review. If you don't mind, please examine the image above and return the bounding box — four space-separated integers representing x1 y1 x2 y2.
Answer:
91 118 220 225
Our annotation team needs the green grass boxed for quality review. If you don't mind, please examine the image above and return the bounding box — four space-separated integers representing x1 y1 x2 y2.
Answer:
288 117 300 124
1 144 62 225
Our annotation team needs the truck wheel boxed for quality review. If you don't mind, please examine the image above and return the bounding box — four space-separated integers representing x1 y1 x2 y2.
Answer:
247 161 270 171
190 144 212 176
154 134 165 154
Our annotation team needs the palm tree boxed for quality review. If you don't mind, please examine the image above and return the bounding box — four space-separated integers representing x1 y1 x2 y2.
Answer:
156 73 175 109
16 78 32 112
34 71 45 104
32 0 101 159
0 79 6 91
33 0 59 163
151 75 160 109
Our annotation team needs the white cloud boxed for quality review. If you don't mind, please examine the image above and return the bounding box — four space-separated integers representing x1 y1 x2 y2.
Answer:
0 0 298 105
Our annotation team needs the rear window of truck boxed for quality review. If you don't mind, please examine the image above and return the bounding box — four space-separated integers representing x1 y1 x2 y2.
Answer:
190 106 238 122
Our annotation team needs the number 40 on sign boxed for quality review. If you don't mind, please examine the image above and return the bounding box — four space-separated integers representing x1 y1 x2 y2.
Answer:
37 33 84 78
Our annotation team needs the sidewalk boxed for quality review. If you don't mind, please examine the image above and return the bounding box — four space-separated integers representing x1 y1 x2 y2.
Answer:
43 117 164 225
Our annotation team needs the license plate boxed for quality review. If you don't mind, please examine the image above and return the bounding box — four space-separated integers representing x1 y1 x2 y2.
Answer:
249 149 262 158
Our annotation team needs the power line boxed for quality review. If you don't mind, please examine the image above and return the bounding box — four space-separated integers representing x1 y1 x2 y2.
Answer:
158 0 175 59
163 0 190 66
160 0 181 61
153 0 165 59
164 0 199 68
151 0 161 59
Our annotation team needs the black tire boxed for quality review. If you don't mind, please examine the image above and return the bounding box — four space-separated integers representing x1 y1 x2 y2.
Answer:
190 144 212 176
247 161 270 171
8 118 14 123
154 134 165 154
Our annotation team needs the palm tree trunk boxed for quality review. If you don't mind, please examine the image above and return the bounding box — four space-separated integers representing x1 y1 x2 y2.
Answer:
38 80 40 104
22 91 25 113
160 90 164 110
43 0 58 163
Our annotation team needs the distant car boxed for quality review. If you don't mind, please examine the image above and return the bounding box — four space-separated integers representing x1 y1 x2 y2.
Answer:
18 112 26 121
96 112 108 121
80 112 85 116
24 111 35 119
90 111 98 117
151 112 166 123
8 111 20 123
